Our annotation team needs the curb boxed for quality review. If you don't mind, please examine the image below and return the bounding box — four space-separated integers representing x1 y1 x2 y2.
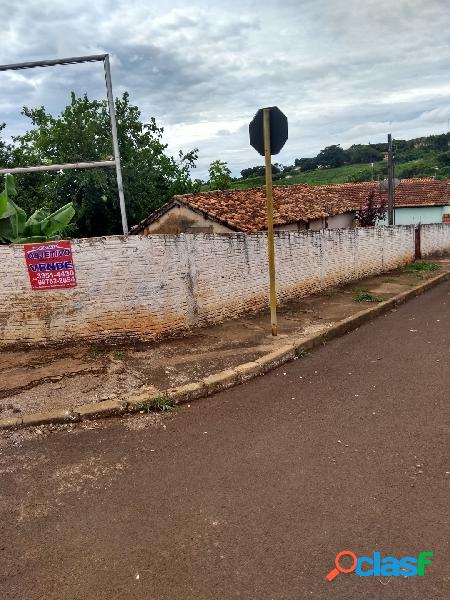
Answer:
1 270 447 430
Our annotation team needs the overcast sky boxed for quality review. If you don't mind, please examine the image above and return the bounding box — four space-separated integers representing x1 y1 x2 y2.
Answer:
2 0 450 178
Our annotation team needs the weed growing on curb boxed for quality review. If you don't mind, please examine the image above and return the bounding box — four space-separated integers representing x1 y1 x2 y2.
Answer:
353 290 383 303
143 396 175 413
402 261 439 273
296 349 309 358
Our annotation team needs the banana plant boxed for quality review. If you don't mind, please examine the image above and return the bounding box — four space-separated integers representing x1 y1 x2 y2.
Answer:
0 174 75 244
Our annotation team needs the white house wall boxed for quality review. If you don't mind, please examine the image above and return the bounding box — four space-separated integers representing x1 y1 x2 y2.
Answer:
378 205 450 226
143 204 233 234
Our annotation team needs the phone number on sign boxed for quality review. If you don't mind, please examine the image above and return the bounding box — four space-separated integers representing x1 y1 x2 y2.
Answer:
34 271 76 285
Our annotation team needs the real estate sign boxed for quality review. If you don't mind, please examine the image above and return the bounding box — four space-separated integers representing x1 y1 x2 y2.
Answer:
24 240 77 290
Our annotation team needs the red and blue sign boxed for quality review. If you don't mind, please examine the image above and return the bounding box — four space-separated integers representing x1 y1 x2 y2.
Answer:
24 240 77 290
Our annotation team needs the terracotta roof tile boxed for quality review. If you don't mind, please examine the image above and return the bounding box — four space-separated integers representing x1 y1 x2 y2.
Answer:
131 178 450 233
173 178 450 232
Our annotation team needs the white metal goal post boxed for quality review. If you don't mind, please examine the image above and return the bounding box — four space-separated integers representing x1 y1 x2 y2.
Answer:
0 53 129 234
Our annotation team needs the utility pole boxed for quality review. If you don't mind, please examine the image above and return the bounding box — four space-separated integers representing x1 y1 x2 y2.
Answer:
387 133 394 226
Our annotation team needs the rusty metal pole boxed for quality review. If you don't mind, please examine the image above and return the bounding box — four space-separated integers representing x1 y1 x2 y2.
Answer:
263 108 277 336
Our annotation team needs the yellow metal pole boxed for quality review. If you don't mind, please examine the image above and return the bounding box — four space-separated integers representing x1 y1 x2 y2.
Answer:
263 108 278 336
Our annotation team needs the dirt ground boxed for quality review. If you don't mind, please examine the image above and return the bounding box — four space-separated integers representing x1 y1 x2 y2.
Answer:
1 259 448 419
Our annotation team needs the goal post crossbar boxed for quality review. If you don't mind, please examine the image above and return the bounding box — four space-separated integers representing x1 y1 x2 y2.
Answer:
0 53 129 234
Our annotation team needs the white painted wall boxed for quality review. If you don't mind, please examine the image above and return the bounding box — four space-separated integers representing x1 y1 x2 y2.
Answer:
0 225 431 347
421 223 450 256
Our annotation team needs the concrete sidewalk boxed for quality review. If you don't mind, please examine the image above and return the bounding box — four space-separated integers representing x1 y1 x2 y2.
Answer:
0 258 449 426
0 271 449 599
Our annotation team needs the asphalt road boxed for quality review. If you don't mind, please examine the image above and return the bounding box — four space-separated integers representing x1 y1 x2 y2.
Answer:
1 281 449 600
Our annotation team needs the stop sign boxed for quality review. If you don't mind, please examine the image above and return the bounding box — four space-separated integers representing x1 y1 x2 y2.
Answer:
249 106 288 156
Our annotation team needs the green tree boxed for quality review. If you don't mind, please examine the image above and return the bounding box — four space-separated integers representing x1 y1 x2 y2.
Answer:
240 164 282 179
241 165 265 179
208 159 232 190
0 123 12 167
346 144 382 164
11 92 198 237
437 151 450 166
427 134 449 152
294 157 317 171
316 144 346 168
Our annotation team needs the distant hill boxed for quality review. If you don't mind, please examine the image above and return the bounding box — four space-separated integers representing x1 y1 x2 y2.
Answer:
205 132 450 191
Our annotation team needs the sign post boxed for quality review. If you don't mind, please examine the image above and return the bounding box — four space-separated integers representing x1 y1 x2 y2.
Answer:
249 106 288 336
263 109 277 336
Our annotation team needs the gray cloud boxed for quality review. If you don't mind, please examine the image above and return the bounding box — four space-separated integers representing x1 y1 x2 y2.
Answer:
1 0 450 178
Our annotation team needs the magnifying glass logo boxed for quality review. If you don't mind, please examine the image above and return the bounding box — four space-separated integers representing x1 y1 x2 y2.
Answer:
326 550 358 581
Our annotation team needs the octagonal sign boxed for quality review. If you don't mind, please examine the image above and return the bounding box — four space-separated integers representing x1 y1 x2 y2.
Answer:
249 106 288 156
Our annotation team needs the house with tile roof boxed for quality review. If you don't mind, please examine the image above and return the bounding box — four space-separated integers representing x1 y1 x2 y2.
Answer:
130 178 450 235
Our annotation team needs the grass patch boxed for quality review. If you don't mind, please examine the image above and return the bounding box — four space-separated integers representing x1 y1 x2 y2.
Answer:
402 261 439 273
142 396 176 413
213 151 450 192
112 350 128 360
353 290 383 303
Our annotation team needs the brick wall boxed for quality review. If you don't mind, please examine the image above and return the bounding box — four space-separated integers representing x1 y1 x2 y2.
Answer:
0 225 432 347
421 223 450 256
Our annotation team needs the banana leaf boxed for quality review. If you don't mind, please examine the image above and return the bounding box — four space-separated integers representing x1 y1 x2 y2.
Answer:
23 203 75 238
5 174 16 197
0 175 75 244
0 199 27 242
0 190 7 215
24 208 51 237
7 198 27 239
